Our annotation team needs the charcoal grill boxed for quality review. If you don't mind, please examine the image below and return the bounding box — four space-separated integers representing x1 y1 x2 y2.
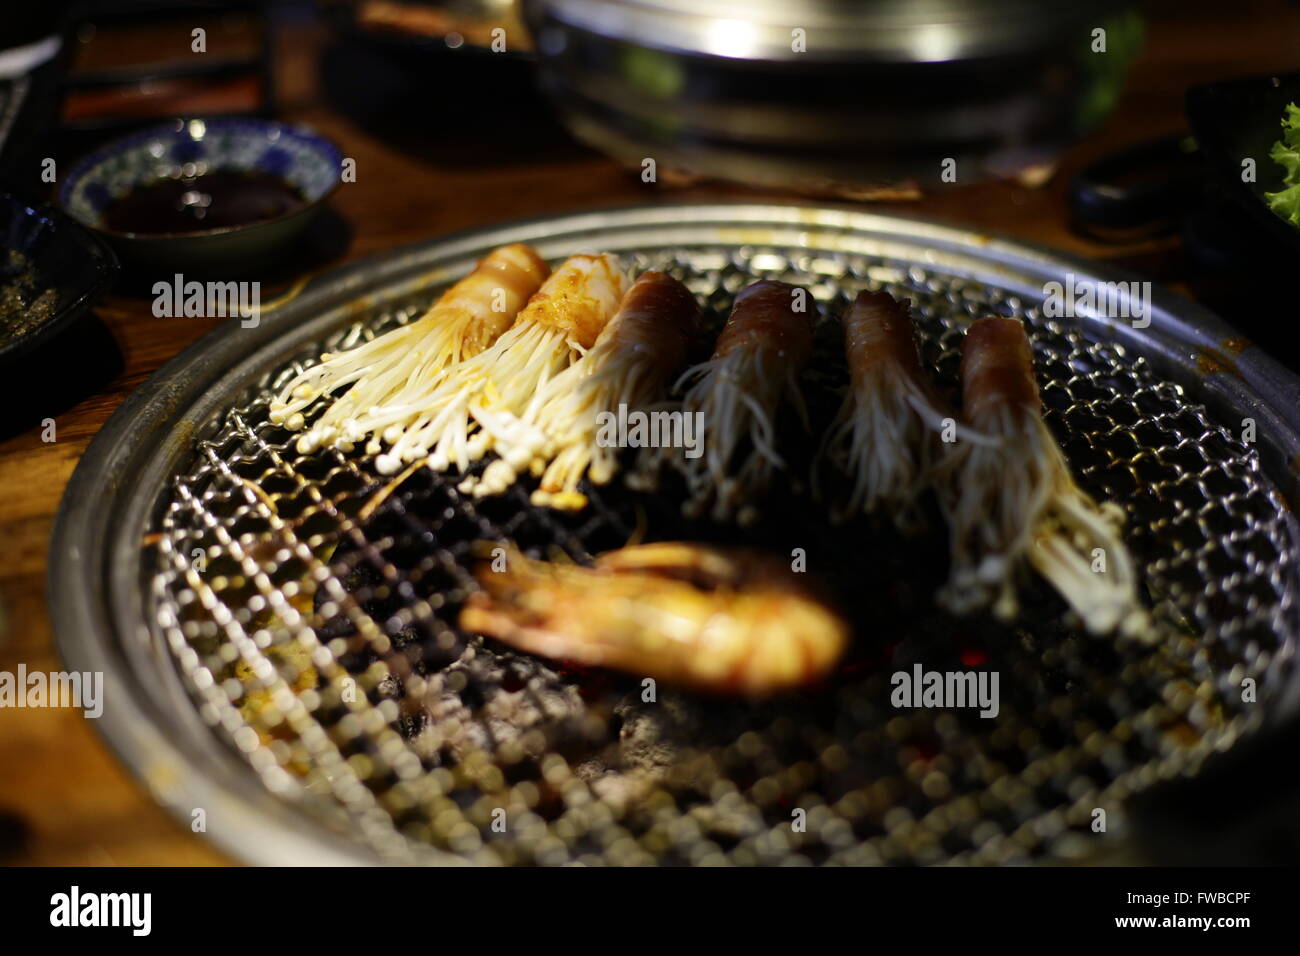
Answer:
50 203 1300 865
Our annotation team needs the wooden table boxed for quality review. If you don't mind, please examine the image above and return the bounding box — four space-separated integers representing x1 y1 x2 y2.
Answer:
2 0 1296 865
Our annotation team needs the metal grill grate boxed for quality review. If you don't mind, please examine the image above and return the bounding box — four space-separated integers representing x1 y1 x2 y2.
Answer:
147 242 1299 865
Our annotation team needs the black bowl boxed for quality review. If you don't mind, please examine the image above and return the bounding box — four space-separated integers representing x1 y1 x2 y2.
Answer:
0 194 118 365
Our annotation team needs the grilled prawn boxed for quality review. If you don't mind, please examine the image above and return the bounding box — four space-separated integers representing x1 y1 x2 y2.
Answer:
818 290 970 527
469 270 701 508
270 243 548 456
939 317 1150 637
459 542 849 696
670 280 814 524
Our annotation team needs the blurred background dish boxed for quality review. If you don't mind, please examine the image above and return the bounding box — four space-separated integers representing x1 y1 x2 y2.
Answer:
1072 71 1300 270
52 0 278 155
524 0 1144 197
0 11 69 195
326 0 532 56
317 0 549 165
0 192 117 365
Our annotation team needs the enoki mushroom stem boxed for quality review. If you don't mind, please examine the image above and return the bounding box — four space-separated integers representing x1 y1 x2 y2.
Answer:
941 406 1151 639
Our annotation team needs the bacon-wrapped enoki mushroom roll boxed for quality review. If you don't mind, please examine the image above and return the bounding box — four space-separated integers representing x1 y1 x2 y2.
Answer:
370 253 628 476
940 317 1150 638
270 243 548 456
468 271 701 508
671 280 814 524
818 290 971 528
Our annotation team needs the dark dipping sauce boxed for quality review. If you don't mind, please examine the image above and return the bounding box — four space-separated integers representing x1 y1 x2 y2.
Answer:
103 170 306 235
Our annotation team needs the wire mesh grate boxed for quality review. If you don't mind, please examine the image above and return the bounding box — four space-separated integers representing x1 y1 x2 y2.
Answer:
147 242 1299 865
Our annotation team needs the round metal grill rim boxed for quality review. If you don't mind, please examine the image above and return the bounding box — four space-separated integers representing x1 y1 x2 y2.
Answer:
49 201 1300 866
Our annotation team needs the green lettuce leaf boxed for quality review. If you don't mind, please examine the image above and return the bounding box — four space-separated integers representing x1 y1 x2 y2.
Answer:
1264 103 1300 227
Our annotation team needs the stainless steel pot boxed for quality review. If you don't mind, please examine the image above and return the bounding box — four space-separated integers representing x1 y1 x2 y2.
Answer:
525 0 1143 193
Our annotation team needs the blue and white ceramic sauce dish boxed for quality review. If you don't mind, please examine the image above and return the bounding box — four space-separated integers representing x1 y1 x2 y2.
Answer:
58 117 343 273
